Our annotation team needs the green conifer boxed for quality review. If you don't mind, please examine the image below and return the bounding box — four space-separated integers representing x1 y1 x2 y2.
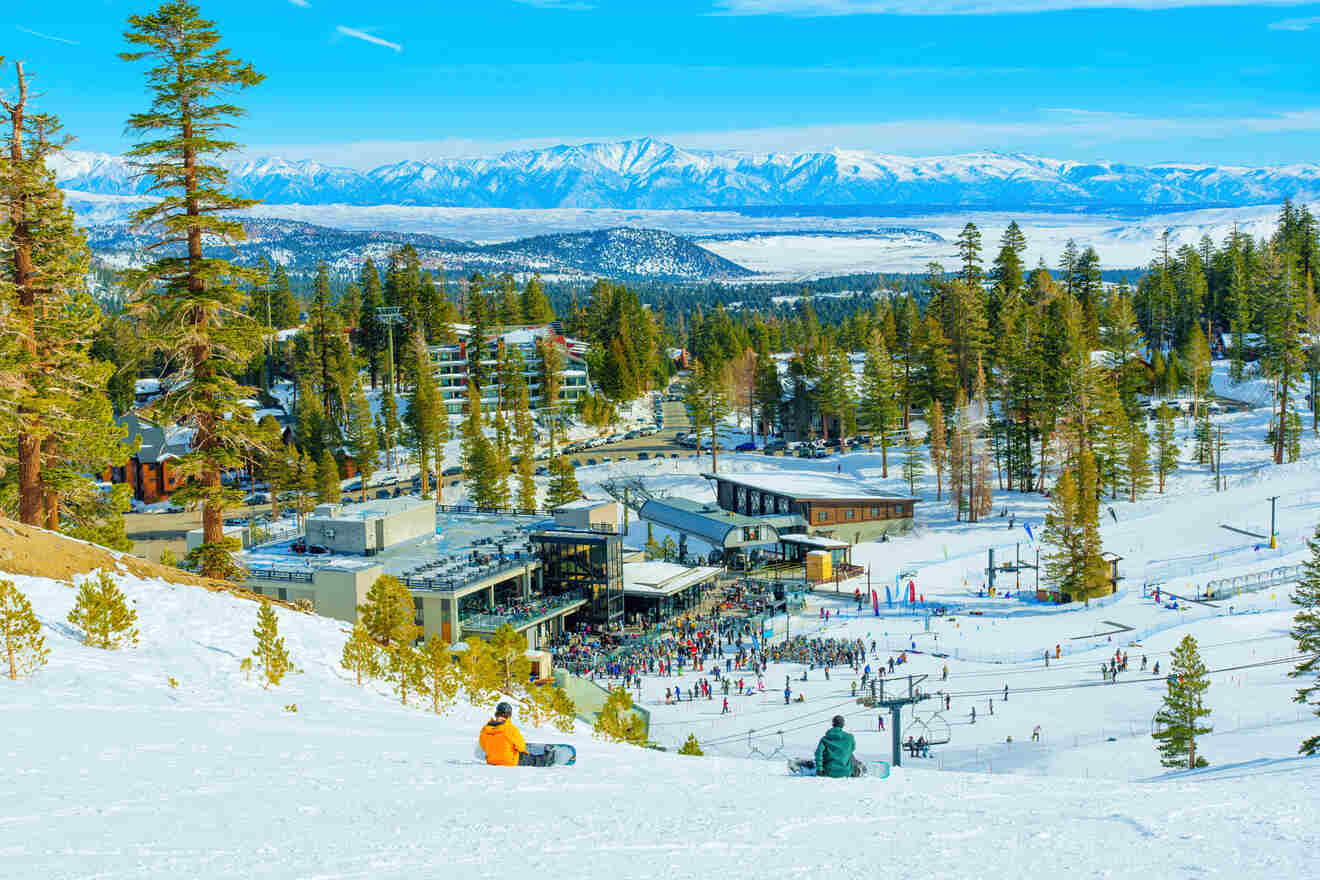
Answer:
594 686 647 745
1152 635 1212 769
67 571 139 650
1 579 48 680
340 621 381 686
1289 525 1320 755
678 733 704 756
250 602 292 688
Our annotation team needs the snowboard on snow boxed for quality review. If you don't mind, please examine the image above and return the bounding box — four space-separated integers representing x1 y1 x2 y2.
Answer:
473 742 577 767
787 758 887 778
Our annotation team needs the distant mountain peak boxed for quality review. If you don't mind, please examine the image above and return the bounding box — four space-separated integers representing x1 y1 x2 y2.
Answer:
49 139 1320 210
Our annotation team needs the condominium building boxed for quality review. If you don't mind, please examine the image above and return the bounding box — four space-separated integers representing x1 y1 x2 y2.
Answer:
428 324 592 415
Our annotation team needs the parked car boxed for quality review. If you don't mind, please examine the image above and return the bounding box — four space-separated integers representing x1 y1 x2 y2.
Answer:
601 456 612 464
586 458 597 466
811 447 831 459
244 493 268 505
307 544 329 555
535 465 548 476
375 489 392 499
638 452 650 460
442 466 463 477
735 441 757 452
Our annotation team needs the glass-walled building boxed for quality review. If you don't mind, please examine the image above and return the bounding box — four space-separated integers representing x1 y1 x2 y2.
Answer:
531 528 624 627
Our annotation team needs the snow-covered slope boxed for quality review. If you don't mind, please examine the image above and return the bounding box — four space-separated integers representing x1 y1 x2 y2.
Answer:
49 138 1320 209
5 556 1318 878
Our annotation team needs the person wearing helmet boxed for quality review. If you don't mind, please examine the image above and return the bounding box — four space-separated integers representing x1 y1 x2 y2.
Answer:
479 702 551 767
813 715 858 778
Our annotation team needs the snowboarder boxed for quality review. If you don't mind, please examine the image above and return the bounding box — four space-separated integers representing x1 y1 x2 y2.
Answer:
479 703 551 767
1032 725 1041 742
784 686 791 705
802 715 860 778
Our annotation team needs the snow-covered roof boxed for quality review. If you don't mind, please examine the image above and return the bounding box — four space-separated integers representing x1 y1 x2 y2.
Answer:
704 472 912 502
622 561 721 597
554 498 614 511
778 533 850 549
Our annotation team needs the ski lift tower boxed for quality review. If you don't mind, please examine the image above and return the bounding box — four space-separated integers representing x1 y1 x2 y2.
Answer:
376 306 407 389
876 673 932 768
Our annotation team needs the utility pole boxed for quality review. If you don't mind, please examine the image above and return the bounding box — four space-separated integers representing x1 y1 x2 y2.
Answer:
1215 426 1224 491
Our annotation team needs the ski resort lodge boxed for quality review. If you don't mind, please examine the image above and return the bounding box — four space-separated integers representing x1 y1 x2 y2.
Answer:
236 496 722 647
702 472 916 543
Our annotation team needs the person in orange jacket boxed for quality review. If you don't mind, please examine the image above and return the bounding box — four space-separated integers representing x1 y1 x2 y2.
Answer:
480 702 551 766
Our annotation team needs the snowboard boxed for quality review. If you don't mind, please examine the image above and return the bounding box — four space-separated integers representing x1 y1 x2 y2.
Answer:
474 742 577 767
787 758 886 778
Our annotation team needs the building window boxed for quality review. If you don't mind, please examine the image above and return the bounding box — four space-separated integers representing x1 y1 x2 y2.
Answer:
817 511 827 523
870 506 881 518
845 509 855 520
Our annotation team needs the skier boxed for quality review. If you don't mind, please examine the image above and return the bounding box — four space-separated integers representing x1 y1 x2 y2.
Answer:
988 698 994 716
1032 725 1041 742
722 697 730 715
970 706 976 724
479 702 551 767
877 715 885 732
784 685 792 705
942 665 948 681
1003 684 1008 702
945 693 951 711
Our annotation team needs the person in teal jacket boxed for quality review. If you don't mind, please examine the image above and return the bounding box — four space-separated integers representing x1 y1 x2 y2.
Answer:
814 715 857 778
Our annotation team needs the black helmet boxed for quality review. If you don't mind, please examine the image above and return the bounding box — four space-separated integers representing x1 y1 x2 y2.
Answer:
495 702 513 718
832 715 845 728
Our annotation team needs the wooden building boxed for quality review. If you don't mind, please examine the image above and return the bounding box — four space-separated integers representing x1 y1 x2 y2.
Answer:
702 472 915 542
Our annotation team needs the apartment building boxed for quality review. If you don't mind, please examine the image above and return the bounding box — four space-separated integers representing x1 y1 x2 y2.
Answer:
428 324 592 415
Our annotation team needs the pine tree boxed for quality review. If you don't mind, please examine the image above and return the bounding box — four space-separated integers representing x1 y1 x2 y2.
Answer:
0 579 48 679
929 400 946 501
380 383 401 471
859 333 897 477
67 571 139 650
119 2 265 579
344 382 377 503
956 222 983 288
1154 404 1180 493
686 358 731 472
416 634 460 715
523 682 578 733
594 686 647 745
512 379 537 510
292 448 317 530
1 60 124 534
487 623 533 694
1289 524 1320 755
340 621 381 686
1092 381 1131 500
357 574 421 648
678 733 704 756
1126 425 1152 502
316 447 339 504
250 602 292 688
1074 445 1110 602
538 337 565 451
1152 634 1212 769
546 455 583 508
1042 469 1081 597
901 427 925 497
388 643 423 706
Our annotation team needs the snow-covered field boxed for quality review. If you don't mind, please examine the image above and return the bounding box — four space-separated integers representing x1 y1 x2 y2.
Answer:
67 190 1315 279
5 360 1320 878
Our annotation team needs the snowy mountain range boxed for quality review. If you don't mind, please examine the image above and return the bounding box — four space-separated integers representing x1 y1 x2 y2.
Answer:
50 139 1320 210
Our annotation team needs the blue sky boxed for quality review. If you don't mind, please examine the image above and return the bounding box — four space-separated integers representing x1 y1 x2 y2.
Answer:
7 1 1320 167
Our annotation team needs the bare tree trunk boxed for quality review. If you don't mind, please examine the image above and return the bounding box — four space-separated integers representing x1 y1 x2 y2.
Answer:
4 63 43 527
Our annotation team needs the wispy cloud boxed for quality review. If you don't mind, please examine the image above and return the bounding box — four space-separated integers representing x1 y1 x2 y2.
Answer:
514 0 596 8
289 0 311 7
711 1 1309 16
335 26 402 52
1268 15 1320 30
16 26 80 45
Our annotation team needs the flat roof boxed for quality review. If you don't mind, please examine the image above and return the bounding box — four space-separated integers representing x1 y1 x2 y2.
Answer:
622 561 721 597
779 533 850 549
554 498 615 511
241 511 544 589
703 472 914 503
309 496 434 524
